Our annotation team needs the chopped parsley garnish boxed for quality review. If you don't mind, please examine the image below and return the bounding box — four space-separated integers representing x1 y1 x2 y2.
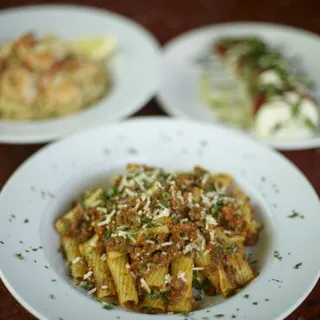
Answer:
160 193 169 199
148 289 164 299
214 315 225 318
120 246 126 252
103 303 114 310
192 272 202 289
271 123 283 134
24 219 29 223
232 316 236 319
265 298 269 301
243 294 249 299
252 302 258 305
32 248 38 252
209 183 216 192
128 148 138 155
210 200 224 215
82 283 94 290
273 250 282 261
104 229 112 239
100 188 118 201
45 265 49 269
11 214 16 218
0 241 4 244
51 279 57 282
200 140 208 147
291 99 301 117
159 200 169 208
15 253 24 260
49 294 55 300
107 187 118 197
294 262 302 269
288 210 304 219
226 244 238 254
304 117 317 131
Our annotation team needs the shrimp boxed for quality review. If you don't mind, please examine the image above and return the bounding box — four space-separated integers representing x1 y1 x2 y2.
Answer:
14 33 68 72
40 73 82 109
1 66 37 104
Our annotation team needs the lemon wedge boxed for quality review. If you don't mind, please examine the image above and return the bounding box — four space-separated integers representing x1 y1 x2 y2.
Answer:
71 36 116 60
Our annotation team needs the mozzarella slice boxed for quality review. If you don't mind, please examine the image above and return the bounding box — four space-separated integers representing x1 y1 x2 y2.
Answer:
258 70 283 88
254 93 319 140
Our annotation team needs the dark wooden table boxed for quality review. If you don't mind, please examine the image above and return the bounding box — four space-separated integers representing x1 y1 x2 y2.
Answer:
0 0 320 319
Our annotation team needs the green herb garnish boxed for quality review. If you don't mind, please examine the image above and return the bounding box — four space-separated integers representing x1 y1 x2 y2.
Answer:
103 303 114 310
304 117 317 131
32 248 38 252
243 294 249 299
15 253 24 260
82 283 94 290
226 244 238 254
294 262 302 269
104 229 112 239
49 294 55 300
253 302 258 305
159 200 169 208
273 251 282 261
24 219 29 223
214 315 225 318
288 210 304 219
273 250 282 261
210 203 223 216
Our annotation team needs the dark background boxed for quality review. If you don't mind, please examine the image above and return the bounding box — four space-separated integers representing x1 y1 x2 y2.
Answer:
0 1 319 319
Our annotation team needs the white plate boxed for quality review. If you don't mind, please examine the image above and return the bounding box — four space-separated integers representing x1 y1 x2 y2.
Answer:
0 5 161 144
157 22 320 150
0 117 319 320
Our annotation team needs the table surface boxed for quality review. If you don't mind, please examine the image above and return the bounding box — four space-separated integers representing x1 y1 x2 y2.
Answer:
0 0 319 319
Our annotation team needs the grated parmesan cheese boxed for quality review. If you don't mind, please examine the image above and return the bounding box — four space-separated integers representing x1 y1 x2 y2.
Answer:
192 267 205 271
83 271 93 280
97 210 116 226
161 241 173 247
153 208 170 220
177 271 187 283
140 278 151 293
205 215 218 230
100 253 107 261
101 285 108 290
72 257 81 264
88 287 97 295
96 207 107 214
130 271 136 279
165 274 172 285
125 263 131 269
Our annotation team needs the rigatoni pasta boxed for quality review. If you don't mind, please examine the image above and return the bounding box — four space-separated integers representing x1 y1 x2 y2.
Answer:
55 164 261 313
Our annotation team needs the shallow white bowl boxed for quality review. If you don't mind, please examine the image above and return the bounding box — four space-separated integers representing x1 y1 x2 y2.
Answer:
0 117 319 320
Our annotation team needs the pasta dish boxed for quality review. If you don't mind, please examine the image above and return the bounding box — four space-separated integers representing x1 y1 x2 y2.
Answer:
0 33 111 120
55 164 261 313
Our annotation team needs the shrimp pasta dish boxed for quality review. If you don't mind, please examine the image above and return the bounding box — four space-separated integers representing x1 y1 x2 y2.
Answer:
0 33 111 120
55 164 261 314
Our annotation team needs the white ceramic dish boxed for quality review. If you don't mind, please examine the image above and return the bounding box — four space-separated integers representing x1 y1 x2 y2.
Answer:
157 22 320 150
0 5 161 144
0 117 319 320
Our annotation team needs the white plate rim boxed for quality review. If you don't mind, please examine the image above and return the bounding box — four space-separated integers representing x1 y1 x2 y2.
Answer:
156 21 320 151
